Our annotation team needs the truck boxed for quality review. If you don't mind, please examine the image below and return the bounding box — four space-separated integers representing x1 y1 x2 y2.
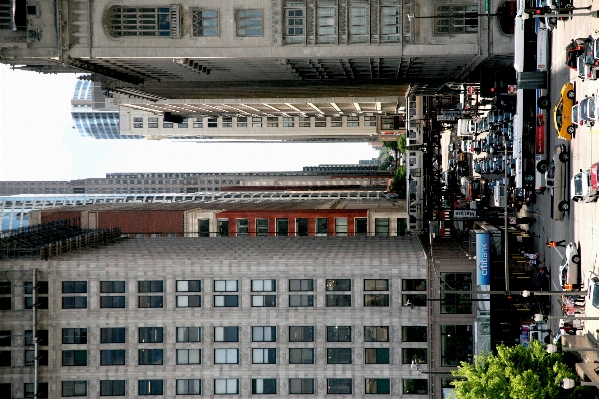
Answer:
571 162 599 203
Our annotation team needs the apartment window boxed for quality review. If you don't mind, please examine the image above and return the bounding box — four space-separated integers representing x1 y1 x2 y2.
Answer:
237 116 248 127
214 379 238 395
289 348 314 364
0 282 9 310
252 348 276 364
252 295 277 307
347 115 360 126
252 116 263 127
139 280 163 292
330 116 342 127
214 295 239 307
252 279 276 292
148 123 158 128
100 380 126 396
198 218 210 237
326 279 350 291
364 326 389 342
335 217 348 236
106 6 173 37
24 383 48 399
289 326 314 342
25 349 48 365
365 378 390 394
403 279 426 291
139 327 163 343
236 218 249 236
139 349 164 365
217 219 229 236
62 350 87 366
441 325 473 366
192 118 203 128
61 281 86 293
296 218 308 236
403 326 427 342
215 280 238 292
252 326 276 342
236 9 263 36
214 348 238 364
222 116 233 127
62 328 87 344
177 280 201 292
375 218 389 236
327 379 352 394
380 2 400 42
177 295 201 307
252 379 277 394
289 294 313 307
364 294 389 306
163 122 173 128
283 116 295 127
289 279 313 291
139 295 163 308
0 331 10 346
101 296 125 308
139 380 163 396
299 116 311 127
403 379 427 395
62 381 87 397
403 348 427 365
355 218 368 236
365 279 389 291
214 327 239 342
289 378 314 394
327 326 351 342
192 9 218 36
177 327 201 342
256 218 269 236
317 4 337 43
403 294 427 307
0 351 10 367
326 294 351 307
207 117 218 128
434 4 479 34
62 296 87 309
327 348 351 364
276 218 289 236
314 117 326 127
285 3 305 43
441 273 472 314
101 328 126 344
365 348 389 364
315 217 328 236
177 379 201 395
101 350 126 366
25 329 48 346
177 349 201 364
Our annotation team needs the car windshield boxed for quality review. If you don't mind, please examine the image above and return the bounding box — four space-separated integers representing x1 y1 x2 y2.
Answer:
581 99 589 117
574 175 583 195
590 97 596 118
572 105 579 123
555 103 563 130
593 285 599 308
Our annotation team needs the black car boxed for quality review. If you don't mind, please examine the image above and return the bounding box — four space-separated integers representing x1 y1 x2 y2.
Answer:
565 38 587 70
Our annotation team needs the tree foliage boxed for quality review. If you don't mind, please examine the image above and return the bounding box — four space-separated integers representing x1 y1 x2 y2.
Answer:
450 341 582 399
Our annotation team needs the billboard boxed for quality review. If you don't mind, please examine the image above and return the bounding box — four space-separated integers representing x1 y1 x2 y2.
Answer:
476 232 491 285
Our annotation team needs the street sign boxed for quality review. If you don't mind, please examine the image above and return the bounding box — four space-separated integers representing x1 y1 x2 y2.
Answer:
509 217 517 225
437 115 457 121
454 210 477 219
507 85 517 94
466 86 476 95
441 110 463 118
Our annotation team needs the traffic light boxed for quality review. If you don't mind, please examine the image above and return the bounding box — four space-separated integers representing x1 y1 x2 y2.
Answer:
534 6 551 15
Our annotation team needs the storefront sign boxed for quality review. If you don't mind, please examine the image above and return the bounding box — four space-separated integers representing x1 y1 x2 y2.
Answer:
454 210 477 219
476 232 491 285
535 114 545 154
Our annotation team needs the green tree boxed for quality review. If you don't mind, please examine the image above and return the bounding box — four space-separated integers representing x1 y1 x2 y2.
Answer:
450 341 598 399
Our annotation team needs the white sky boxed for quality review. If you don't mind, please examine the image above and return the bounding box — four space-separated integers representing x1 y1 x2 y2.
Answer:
0 64 378 181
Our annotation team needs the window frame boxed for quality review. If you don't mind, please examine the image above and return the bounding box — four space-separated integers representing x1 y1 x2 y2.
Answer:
214 348 239 364
235 9 264 37
252 348 276 364
327 326 352 342
138 349 164 365
177 348 201 365
364 326 389 342
62 381 87 397
327 347 352 364
177 327 201 343
289 348 314 364
214 326 239 342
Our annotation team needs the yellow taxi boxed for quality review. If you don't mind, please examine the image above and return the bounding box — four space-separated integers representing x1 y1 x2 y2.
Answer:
553 82 576 140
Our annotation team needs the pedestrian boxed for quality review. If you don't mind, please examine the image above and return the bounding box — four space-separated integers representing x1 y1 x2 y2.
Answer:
546 240 566 247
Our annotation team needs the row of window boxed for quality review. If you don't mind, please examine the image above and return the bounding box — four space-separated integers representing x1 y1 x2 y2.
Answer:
0 377 428 397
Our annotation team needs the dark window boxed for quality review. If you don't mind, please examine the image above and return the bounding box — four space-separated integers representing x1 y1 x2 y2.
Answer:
440 273 472 314
100 380 126 396
100 281 125 293
364 326 389 342
355 218 368 236
289 348 314 364
101 328 126 344
139 380 163 396
138 296 163 308
0 297 9 310
403 294 427 307
101 350 126 366
138 281 163 293
365 378 390 394
326 294 351 306
403 379 427 395
214 327 238 342
62 328 87 344
214 295 238 307
326 279 351 291
289 294 313 307
24 281 48 294
441 325 473 366
252 294 276 307
25 349 48 365
364 279 389 291
296 218 308 236
289 326 314 342
62 297 87 309
24 296 48 309
62 282 87 293
62 350 87 366
217 219 229 237
176 280 201 292
25 330 48 346
0 282 10 295
327 326 351 342
327 379 352 394
0 331 10 346
403 326 427 342
365 348 390 364
403 348 427 364
138 349 164 365
364 294 389 306
101 296 125 308
289 378 314 394
176 295 201 307
327 348 352 364
198 219 210 237
289 279 313 291
252 379 277 394
0 383 11 399
139 327 163 343
24 382 48 398
402 279 426 291
276 218 288 236
0 351 10 367
62 381 87 397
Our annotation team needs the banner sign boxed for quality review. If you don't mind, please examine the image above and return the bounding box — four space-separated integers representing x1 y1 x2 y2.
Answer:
476 232 491 285
454 210 477 219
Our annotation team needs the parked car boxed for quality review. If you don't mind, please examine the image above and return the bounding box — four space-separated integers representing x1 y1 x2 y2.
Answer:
578 37 598 80
565 38 586 70
553 82 576 140
544 144 570 219
579 96 596 126
560 243 580 290
588 277 599 309
571 162 599 202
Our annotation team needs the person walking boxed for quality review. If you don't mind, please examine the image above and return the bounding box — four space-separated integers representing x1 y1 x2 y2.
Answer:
546 240 566 247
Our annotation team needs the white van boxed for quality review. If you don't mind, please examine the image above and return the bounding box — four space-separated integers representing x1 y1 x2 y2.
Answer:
543 145 570 220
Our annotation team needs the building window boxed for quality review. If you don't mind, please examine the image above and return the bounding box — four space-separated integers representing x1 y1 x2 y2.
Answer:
217 219 229 236
62 281 87 309
214 379 238 395
314 117 326 127
374 218 389 236
139 380 163 396
289 378 314 394
327 348 351 364
347 115 360 126
237 116 248 127
0 331 10 347
25 349 48 366
256 218 269 236
177 327 201 342
0 282 10 310
327 326 351 342
276 218 289 236
315 217 328 236
62 381 87 397
296 218 308 236
289 294 313 307
365 378 390 394
24 383 48 398
139 327 163 343
25 330 48 346
214 295 239 307
283 116 295 127
440 273 472 314
101 328 126 343
101 350 126 366
138 349 164 365
252 379 277 394
177 349 201 365
62 350 87 366
207 117 218 128
101 281 125 293
100 380 126 396
355 218 368 236
163 122 173 128
326 294 351 307
252 295 277 307
364 294 389 306
364 326 389 342
289 326 314 342
365 279 389 291
380 2 400 42
236 218 249 236
214 327 239 342
403 279 426 291
365 348 389 364
177 379 201 395
222 116 233 127
317 4 337 43
215 280 238 292
326 279 351 291
327 379 352 394
266 116 279 127
252 279 276 292
348 4 369 43
252 326 276 342
252 348 277 364
236 9 263 36
192 9 218 36
106 6 174 37
403 379 428 395
198 218 210 237
0 351 10 367
403 326 427 342
177 295 201 307
101 296 125 308
441 325 473 366
299 116 311 127
403 348 427 365
285 3 305 43
139 280 163 292
139 295 163 308
335 217 348 236
62 296 87 309
289 279 313 291
62 328 87 344
177 280 201 292
434 4 479 34
214 348 238 364
403 294 427 307
289 348 314 364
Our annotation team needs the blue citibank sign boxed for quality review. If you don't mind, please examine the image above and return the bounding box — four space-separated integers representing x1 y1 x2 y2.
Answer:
476 232 491 285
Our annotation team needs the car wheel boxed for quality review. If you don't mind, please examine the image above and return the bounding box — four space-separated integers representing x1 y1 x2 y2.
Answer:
572 254 581 264
559 151 569 162
567 125 576 134
537 96 550 109
558 201 569 212
536 160 548 173
567 90 575 99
